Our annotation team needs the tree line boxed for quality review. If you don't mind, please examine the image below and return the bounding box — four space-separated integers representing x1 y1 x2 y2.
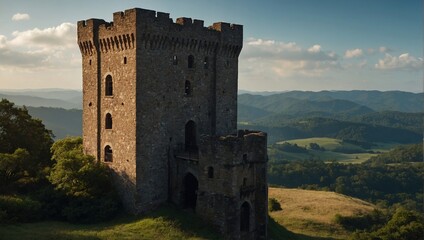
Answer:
0 99 119 223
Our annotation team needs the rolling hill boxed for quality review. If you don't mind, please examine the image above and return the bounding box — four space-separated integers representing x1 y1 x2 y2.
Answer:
26 107 82 139
239 90 423 113
269 187 377 239
244 117 421 144
0 93 81 109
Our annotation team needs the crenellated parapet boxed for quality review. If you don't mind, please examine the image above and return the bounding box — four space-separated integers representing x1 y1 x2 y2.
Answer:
98 33 135 53
77 8 243 57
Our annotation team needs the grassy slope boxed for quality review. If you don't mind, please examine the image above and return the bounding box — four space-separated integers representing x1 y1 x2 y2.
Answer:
0 188 378 240
269 187 376 239
0 206 221 240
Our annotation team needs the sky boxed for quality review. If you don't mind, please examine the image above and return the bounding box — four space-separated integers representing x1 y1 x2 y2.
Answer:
0 0 422 92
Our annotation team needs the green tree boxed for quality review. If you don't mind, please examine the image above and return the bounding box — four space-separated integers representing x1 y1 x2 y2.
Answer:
376 208 424 240
0 149 30 192
0 99 54 192
49 137 120 222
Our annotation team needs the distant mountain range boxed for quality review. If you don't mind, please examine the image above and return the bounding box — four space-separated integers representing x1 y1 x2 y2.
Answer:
0 89 422 142
0 89 82 109
239 90 423 113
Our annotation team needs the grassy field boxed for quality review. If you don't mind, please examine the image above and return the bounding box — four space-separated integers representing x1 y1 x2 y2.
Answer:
269 187 377 239
278 138 362 152
0 188 378 240
273 137 399 163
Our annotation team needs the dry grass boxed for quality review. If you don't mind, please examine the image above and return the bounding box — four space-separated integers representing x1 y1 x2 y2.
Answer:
269 187 377 239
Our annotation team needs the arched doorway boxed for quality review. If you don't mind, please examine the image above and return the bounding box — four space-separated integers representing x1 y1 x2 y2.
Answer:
185 120 197 152
240 201 251 232
183 173 198 209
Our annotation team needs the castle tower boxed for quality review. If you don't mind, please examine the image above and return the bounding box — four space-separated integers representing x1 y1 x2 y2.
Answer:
78 8 267 239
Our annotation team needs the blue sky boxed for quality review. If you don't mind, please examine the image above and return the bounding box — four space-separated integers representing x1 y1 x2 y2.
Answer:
0 0 422 92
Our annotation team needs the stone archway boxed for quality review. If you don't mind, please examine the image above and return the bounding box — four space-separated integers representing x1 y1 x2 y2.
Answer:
183 172 198 209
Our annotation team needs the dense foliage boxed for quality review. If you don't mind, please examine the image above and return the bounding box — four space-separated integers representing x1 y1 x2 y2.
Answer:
350 208 424 240
48 137 120 222
0 100 119 223
0 99 54 192
268 160 423 211
367 143 423 164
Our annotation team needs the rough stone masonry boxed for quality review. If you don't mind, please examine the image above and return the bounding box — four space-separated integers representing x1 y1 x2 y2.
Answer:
77 7 268 239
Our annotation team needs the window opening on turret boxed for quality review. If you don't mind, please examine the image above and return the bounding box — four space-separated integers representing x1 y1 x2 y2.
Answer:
89 59 92 65
173 55 178 65
105 75 113 96
124 56 127 64
203 57 208 69
104 145 113 162
105 113 112 129
207 167 214 178
188 55 194 68
184 80 192 96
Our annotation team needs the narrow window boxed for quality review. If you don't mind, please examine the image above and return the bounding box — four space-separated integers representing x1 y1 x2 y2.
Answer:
104 145 113 162
124 56 127 64
243 177 247 186
203 57 208 69
188 55 194 68
240 202 250 232
105 113 112 129
185 120 197 152
185 80 191 96
243 154 248 162
89 59 92 65
173 55 178 65
207 167 214 178
105 75 113 96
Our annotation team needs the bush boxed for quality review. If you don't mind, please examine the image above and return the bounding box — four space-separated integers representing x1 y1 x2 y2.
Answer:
268 197 282 212
0 195 42 223
334 209 388 231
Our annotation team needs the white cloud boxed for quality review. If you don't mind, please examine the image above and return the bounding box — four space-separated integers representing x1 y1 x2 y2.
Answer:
344 48 363 58
240 38 340 87
10 23 76 49
243 38 337 62
12 13 30 21
0 23 79 70
375 53 423 71
308 44 321 53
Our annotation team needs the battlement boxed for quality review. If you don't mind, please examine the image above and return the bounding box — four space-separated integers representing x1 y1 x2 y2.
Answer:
77 7 243 40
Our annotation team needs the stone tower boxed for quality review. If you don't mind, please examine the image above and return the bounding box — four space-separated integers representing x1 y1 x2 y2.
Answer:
77 8 268 239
